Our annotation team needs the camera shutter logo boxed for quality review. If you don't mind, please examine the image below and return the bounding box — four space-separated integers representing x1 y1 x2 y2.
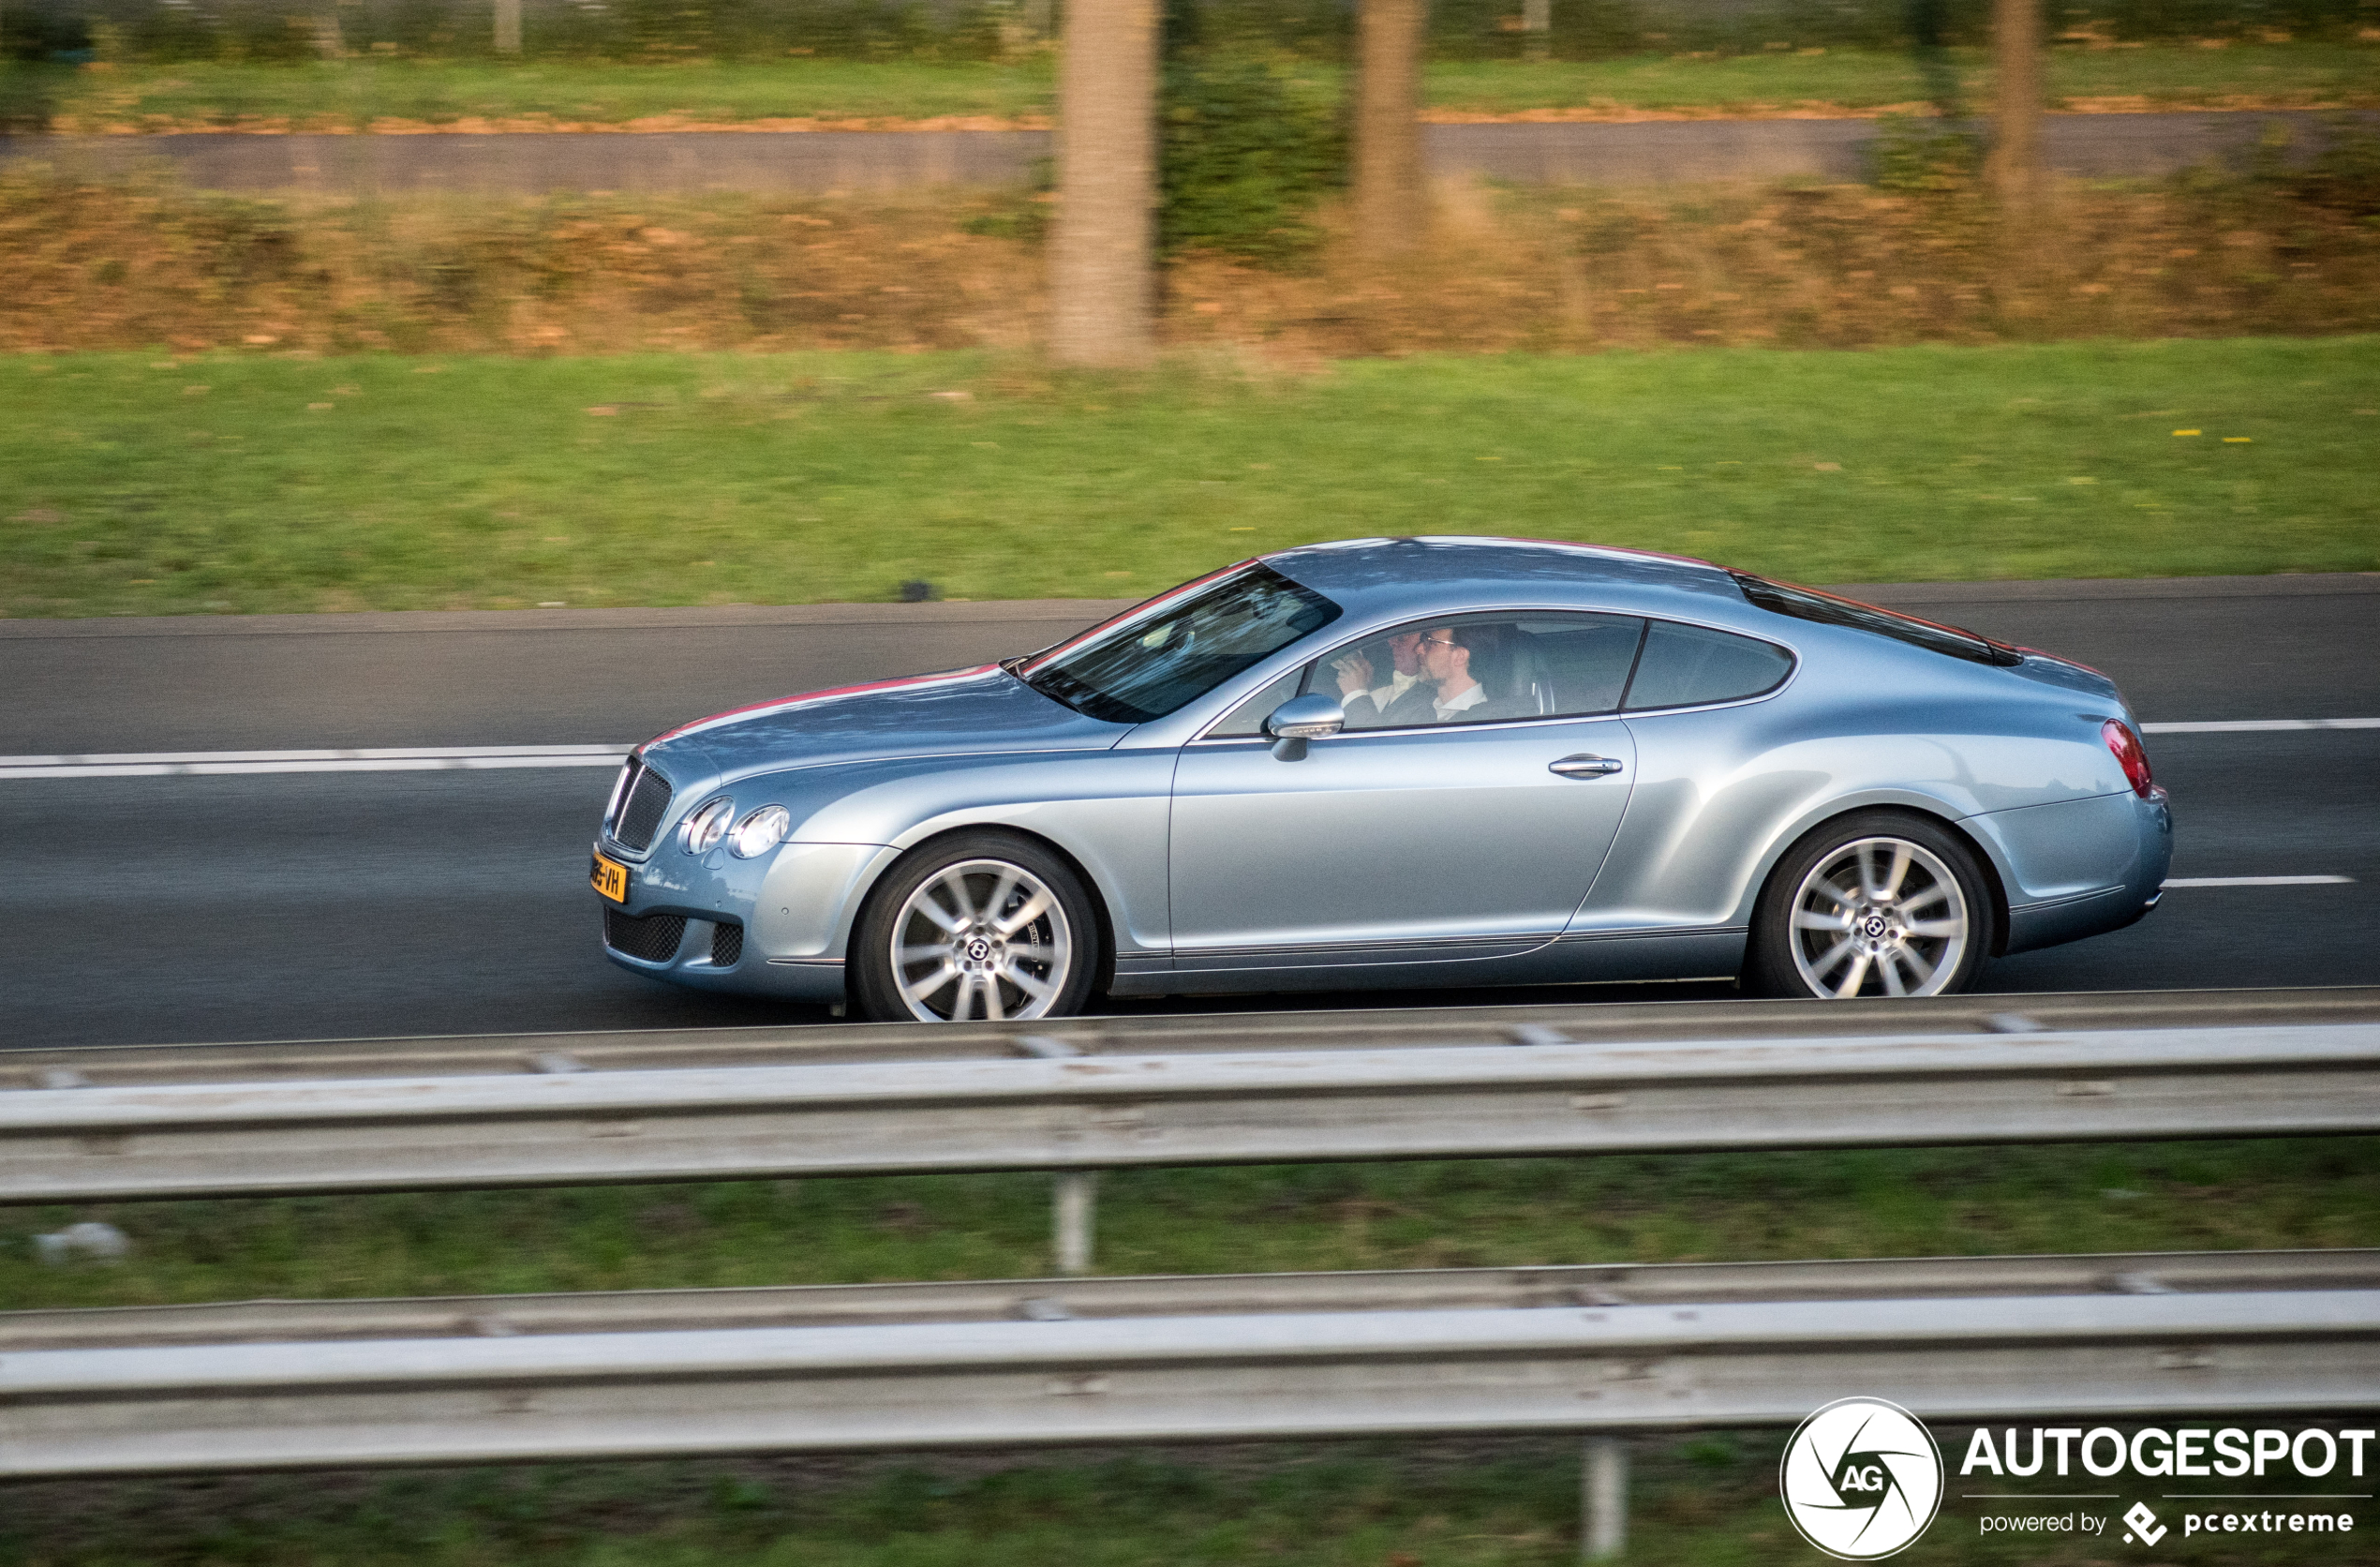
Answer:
1778 1397 1944 1560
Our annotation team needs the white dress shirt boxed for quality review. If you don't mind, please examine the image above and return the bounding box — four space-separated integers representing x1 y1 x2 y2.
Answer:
1432 683 1487 722
1364 668 1419 711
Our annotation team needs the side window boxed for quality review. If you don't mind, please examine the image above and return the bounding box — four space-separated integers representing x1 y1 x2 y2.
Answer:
1514 614 1646 717
1313 612 1649 731
1207 670 1303 738
1623 620 1793 710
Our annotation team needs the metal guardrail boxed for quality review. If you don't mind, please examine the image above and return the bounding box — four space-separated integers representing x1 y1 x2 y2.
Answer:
3 1022 2374 1203
7 1248 2373 1349
4 1251 2373 1476
11 987 2379 1088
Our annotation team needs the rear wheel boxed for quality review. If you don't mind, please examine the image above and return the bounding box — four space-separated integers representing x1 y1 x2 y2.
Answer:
1747 813 1994 999
850 834 1100 1022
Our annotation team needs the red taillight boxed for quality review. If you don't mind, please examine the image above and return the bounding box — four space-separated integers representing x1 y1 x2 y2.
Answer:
2103 720 2155 798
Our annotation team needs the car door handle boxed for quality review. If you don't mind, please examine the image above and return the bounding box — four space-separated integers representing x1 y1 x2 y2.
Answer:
1549 754 1624 778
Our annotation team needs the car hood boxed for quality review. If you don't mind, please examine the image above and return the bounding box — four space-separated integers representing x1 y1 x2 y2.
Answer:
638 664 1134 784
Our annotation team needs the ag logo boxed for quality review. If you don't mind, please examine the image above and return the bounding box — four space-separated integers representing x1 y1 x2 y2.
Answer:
1779 1396 1944 1560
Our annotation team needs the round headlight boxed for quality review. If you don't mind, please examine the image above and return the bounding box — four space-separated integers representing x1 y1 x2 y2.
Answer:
680 797 735 854
729 804 791 859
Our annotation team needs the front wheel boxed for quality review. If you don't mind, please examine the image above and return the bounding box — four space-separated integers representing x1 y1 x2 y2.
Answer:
850 833 1101 1022
1746 813 1995 999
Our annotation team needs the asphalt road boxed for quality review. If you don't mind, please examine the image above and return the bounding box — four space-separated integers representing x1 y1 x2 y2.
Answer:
6 112 2367 196
4 574 2374 1049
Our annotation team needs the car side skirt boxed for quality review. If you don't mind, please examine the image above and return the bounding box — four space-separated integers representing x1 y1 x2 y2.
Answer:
1106 928 1746 997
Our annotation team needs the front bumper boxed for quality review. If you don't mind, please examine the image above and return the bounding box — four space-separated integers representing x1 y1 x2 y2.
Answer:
593 836 896 1003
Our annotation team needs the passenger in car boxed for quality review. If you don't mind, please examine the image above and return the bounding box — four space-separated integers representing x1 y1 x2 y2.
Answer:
1420 625 1532 724
1331 630 1437 727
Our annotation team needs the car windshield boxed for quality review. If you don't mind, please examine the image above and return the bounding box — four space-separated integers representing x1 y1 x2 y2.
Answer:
1020 564 1342 724
1732 574 2022 667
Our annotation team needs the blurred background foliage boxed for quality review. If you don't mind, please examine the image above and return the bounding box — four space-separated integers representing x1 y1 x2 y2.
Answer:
4 0 2374 67
1158 52 1345 262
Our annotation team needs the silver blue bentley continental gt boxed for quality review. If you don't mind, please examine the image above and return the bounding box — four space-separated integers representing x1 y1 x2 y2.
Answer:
592 537 2170 1020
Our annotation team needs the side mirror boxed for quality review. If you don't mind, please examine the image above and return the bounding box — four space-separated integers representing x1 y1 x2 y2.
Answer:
1263 694 1345 761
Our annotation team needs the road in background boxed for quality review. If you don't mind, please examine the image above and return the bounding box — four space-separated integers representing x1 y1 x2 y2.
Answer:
5 112 2365 195
4 575 2373 1048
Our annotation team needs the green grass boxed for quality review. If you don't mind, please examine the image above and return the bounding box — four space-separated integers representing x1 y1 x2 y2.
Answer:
1424 41 2380 114
50 57 1056 128
35 41 2377 129
6 1139 2373 1307
25 1428 2379 1567
5 339 2378 619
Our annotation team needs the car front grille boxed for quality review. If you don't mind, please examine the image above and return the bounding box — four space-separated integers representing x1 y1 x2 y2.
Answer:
709 920 744 968
604 907 687 963
612 758 674 851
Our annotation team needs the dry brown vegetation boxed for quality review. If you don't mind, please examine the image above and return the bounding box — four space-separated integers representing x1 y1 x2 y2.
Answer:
1170 174 2380 356
0 178 1045 353
2 165 2374 356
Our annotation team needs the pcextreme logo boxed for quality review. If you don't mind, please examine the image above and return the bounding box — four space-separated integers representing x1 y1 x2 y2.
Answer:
1779 1397 1946 1560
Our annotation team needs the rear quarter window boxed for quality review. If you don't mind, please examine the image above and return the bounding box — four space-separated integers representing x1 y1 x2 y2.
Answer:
1623 620 1793 710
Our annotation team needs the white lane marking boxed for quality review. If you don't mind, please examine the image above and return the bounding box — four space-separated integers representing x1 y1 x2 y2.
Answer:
2143 718 2380 733
2162 875 2356 888
0 745 631 780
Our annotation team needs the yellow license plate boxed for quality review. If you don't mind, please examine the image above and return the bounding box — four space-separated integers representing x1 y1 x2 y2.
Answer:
590 850 630 903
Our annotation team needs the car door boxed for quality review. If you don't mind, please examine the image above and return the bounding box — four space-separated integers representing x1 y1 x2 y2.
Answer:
1569 617 1802 944
1168 612 1644 972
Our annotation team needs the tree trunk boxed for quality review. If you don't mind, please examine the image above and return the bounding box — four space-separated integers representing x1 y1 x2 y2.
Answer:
1049 0 1159 367
1986 0 2042 216
495 0 523 53
1353 0 1426 260
1522 0 1550 64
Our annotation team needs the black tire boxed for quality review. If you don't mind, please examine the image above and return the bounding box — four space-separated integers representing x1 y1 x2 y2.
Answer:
1744 811 1997 1000
849 831 1102 1022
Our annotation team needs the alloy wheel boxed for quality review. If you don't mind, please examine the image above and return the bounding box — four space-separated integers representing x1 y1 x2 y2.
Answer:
1788 836 1971 998
887 858 1076 1022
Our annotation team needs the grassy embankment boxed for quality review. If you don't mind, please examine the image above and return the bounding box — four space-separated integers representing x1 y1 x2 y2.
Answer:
25 42 2379 130
7 1140 2375 1308
14 1411 2380 1567
5 339 2377 619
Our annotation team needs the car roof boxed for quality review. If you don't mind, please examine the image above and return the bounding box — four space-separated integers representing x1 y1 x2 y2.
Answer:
1260 536 1746 621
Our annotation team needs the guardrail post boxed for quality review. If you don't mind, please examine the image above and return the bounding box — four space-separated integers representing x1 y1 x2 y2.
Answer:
1583 1435 1627 1560
1053 1172 1098 1275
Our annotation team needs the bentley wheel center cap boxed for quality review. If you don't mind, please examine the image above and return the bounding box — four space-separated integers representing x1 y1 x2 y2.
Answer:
964 936 993 963
1863 915 1889 939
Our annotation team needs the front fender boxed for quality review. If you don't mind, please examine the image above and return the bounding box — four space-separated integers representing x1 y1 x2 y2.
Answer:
749 749 1178 960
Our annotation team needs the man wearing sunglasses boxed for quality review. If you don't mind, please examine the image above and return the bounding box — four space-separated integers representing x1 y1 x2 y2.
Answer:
1420 623 1530 724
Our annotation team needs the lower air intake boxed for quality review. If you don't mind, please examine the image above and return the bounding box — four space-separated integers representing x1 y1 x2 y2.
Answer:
710 921 744 968
604 908 687 963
